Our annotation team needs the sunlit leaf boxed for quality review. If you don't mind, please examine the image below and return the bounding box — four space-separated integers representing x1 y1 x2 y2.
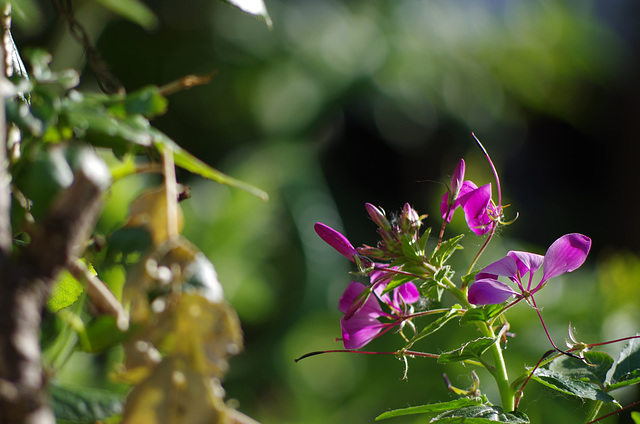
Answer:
532 369 616 403
376 398 482 420
47 268 85 312
50 383 123 423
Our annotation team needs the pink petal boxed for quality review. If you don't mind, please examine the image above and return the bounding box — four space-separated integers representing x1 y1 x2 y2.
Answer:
340 315 386 349
478 256 519 280
540 233 592 283
339 281 382 318
396 282 420 304
468 278 519 305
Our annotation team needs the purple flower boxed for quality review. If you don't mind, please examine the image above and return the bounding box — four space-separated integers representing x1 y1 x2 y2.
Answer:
314 222 359 262
440 161 496 236
468 233 592 305
339 275 420 349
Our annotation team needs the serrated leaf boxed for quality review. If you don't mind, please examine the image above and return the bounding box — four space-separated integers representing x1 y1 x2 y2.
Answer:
431 234 464 267
92 0 158 29
532 368 616 403
431 405 529 423
48 269 85 312
50 383 123 423
220 0 272 28
608 336 640 389
548 351 614 387
401 234 423 262
438 337 496 364
376 399 482 421
460 305 504 327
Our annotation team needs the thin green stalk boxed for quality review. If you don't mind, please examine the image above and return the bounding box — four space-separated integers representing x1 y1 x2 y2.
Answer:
441 276 515 411
583 400 603 424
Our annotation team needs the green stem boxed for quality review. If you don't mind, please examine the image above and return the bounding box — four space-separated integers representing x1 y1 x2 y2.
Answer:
441 276 515 411
583 400 603 424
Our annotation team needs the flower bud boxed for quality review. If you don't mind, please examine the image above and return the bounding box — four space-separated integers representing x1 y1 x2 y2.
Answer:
365 203 391 231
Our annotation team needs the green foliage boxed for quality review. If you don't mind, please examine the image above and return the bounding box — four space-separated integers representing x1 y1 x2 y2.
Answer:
437 337 497 364
50 383 124 423
47 268 85 312
607 336 640 389
430 405 529 423
531 368 616 403
375 399 483 421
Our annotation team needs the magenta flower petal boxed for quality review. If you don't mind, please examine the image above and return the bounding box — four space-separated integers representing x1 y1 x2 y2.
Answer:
396 282 420 304
468 278 519 305
459 184 493 235
507 251 544 276
540 233 592 283
451 159 465 199
314 222 358 262
477 256 518 280
441 160 467 223
340 315 386 349
339 281 382 318
507 251 544 290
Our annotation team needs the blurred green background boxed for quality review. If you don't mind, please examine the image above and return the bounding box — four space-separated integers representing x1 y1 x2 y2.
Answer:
13 0 640 422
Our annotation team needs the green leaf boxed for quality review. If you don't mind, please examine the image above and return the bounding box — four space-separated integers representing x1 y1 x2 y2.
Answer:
532 368 617 403
47 269 85 312
411 307 461 344
438 337 496 364
107 85 168 119
631 411 640 424
154 136 269 201
431 234 464 267
608 336 640 389
417 227 432 252
401 233 423 262
431 405 530 423
92 0 158 29
50 383 124 423
460 305 504 327
83 316 133 353
375 399 483 421
548 351 614 387
220 0 272 28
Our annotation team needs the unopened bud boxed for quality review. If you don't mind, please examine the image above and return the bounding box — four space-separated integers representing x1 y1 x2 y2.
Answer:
365 203 391 231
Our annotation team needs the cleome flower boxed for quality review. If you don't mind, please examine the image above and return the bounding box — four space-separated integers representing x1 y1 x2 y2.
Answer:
339 269 420 349
468 233 592 305
440 159 498 236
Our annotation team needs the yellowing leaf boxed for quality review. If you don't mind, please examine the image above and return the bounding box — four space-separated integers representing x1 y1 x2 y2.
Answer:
126 187 184 245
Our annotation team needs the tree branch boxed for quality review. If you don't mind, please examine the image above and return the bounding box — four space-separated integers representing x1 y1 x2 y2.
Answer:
0 152 109 424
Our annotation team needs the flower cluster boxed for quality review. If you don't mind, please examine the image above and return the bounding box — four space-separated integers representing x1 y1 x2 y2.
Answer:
313 144 591 354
